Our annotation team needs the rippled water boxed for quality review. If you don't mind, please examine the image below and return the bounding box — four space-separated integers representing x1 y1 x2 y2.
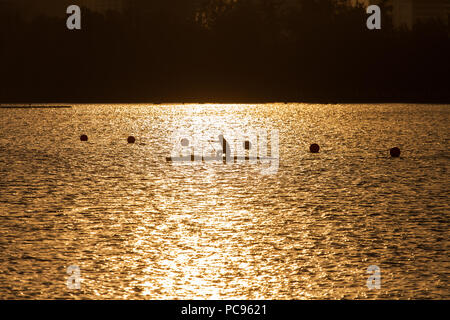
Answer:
0 103 448 299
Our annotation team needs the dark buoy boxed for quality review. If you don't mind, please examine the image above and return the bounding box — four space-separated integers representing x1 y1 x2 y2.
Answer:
80 134 88 142
310 143 320 153
181 138 189 147
128 136 136 144
390 147 401 158
244 141 252 150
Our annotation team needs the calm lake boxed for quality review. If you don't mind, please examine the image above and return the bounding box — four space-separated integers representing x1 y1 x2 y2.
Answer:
0 103 448 299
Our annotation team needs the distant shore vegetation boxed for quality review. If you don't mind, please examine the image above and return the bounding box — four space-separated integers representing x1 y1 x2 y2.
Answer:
0 0 448 103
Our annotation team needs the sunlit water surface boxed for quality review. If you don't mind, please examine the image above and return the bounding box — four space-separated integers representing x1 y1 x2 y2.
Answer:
0 103 448 299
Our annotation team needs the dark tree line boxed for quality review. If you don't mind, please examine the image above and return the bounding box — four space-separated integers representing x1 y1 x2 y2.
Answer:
0 0 449 103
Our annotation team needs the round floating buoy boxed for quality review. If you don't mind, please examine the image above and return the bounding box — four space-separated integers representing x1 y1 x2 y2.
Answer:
310 143 320 153
80 134 88 142
244 141 252 150
181 138 189 147
390 147 401 158
128 136 136 144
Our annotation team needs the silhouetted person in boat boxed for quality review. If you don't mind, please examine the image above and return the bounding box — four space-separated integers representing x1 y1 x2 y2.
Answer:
212 134 231 162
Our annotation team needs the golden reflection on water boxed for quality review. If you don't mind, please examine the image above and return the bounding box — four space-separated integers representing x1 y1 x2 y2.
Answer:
0 103 448 299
